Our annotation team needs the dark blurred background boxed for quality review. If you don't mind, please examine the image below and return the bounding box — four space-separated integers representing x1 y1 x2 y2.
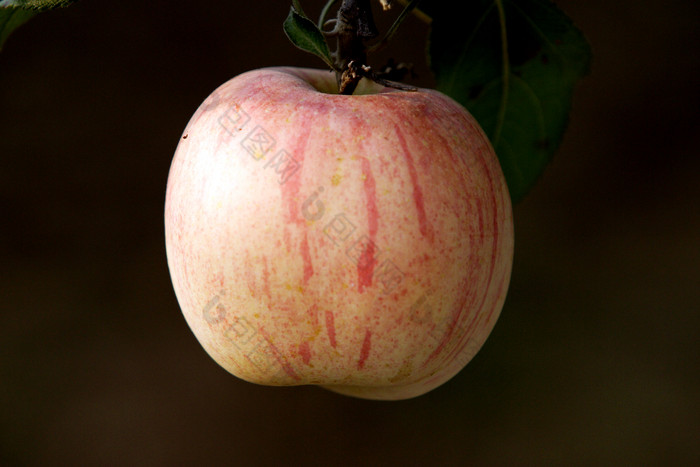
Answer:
1 0 698 465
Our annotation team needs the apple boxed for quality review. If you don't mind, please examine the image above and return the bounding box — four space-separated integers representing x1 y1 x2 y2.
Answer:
164 67 514 400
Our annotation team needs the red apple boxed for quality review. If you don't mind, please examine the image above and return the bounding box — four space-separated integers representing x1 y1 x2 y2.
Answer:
164 67 514 400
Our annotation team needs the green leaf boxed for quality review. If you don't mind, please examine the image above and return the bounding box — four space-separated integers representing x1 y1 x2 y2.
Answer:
427 0 592 202
0 7 36 50
1 1 78 51
283 1 335 69
0 0 78 9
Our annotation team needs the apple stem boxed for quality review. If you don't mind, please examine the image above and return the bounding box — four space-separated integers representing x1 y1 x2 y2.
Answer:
324 0 378 94
319 0 420 94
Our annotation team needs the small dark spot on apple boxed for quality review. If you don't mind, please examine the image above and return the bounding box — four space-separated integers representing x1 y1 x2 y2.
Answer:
183 134 188 139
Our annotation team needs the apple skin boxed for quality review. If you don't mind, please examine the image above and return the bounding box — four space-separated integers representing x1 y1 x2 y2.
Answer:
165 67 513 400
